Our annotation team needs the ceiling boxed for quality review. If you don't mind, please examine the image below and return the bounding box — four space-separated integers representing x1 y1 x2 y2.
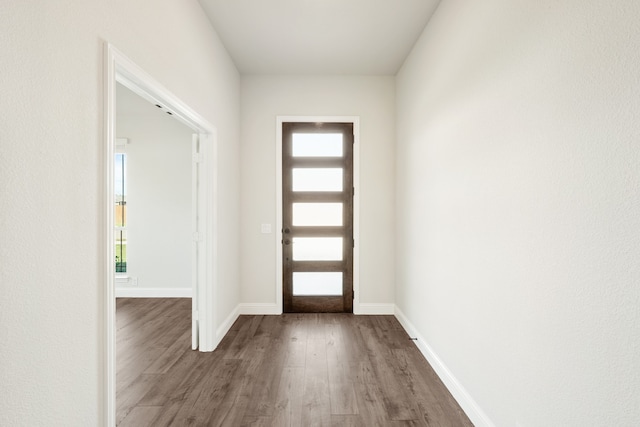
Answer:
116 82 187 123
117 83 166 116
198 0 441 75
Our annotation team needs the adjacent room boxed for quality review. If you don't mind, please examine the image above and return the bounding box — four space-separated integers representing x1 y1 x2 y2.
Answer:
1 1 639 426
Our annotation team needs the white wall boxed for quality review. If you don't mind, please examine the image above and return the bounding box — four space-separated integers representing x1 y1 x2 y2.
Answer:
395 0 640 426
240 76 395 311
116 84 193 295
0 1 240 425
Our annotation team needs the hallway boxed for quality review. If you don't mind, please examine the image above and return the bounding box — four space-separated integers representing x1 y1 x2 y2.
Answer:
116 298 472 426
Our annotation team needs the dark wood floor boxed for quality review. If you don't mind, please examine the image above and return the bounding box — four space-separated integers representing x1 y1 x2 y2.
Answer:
116 298 473 426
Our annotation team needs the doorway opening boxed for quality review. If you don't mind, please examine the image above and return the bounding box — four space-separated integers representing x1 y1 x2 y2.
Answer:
114 83 194 298
104 44 218 426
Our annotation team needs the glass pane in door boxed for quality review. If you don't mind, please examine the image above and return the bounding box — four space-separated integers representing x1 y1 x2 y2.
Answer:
292 237 343 261
292 133 343 157
293 272 343 296
292 168 343 192
293 203 343 226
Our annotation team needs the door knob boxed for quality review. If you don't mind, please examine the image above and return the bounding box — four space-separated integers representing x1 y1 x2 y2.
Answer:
284 239 291 245
283 228 290 234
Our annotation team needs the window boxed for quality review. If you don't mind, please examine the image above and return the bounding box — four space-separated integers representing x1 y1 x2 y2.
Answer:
115 153 127 273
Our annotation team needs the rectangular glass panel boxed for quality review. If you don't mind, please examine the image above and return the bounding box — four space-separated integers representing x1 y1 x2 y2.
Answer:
115 153 127 227
292 168 342 192
293 203 342 226
292 133 343 157
114 203 126 228
292 237 343 261
115 230 127 273
293 272 343 296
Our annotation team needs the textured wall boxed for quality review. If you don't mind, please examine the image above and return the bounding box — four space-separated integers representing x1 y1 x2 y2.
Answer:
0 1 240 424
240 76 396 309
396 0 640 425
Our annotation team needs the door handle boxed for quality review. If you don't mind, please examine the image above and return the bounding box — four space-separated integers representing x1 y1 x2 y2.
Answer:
283 239 291 245
283 228 290 234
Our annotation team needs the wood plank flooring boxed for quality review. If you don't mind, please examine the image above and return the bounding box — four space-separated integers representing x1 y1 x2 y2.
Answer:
116 298 473 426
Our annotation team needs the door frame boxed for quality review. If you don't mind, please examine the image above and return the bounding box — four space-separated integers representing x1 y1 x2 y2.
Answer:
275 116 361 314
104 43 218 426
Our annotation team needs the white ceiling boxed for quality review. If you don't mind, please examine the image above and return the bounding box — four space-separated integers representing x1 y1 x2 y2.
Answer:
117 83 166 116
198 0 441 75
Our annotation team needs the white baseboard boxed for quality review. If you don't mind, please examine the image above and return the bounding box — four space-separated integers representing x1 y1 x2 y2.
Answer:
237 302 395 315
394 306 494 427
355 303 396 315
238 303 282 315
115 287 192 298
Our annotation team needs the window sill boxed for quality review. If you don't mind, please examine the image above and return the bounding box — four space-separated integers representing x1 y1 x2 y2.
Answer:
115 275 129 284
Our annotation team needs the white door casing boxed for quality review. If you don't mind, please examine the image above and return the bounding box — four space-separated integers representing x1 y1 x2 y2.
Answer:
104 43 218 427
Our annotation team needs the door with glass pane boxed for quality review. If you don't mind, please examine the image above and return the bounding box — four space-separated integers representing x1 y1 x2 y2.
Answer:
282 122 353 313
